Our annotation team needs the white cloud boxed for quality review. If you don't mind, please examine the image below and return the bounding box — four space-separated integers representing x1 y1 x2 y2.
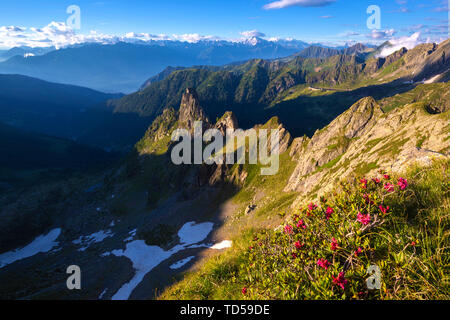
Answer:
124 32 169 41
0 22 222 49
240 30 266 38
377 32 424 57
0 26 26 33
264 0 336 10
171 33 218 43
340 30 360 37
367 29 396 39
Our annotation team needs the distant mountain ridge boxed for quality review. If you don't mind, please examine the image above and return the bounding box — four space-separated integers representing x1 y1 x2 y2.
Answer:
111 40 449 138
0 46 55 62
0 39 310 93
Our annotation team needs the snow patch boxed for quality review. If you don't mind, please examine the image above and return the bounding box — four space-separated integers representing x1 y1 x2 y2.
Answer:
106 241 178 300
210 240 233 250
423 74 442 84
178 221 214 245
169 256 195 270
104 221 220 300
99 289 107 299
73 230 113 251
0 229 61 268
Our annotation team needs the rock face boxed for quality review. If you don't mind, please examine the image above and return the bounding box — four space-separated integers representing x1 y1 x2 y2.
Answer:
284 87 449 204
215 111 238 135
178 88 210 132
383 47 407 67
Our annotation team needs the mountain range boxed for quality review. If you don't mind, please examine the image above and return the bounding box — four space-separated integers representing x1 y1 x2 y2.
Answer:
111 40 449 138
0 38 448 300
0 38 311 93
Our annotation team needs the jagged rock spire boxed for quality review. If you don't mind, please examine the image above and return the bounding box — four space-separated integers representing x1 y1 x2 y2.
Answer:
178 88 210 132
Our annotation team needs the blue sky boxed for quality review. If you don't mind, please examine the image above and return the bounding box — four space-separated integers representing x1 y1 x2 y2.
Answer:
0 0 448 48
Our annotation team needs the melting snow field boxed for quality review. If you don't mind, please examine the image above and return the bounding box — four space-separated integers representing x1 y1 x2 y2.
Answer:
210 240 233 250
73 230 114 251
0 228 61 269
103 221 231 300
178 222 214 245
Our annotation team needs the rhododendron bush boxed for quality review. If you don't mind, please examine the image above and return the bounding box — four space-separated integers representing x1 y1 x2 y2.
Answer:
240 166 448 299
161 160 449 300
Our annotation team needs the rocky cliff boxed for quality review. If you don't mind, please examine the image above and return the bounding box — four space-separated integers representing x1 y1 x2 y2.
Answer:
284 83 449 204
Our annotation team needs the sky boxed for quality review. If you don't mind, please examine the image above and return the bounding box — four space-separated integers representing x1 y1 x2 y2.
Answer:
0 0 448 49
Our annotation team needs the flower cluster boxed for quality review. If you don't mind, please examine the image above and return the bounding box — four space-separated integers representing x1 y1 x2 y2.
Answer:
332 272 348 290
240 170 414 299
284 225 293 235
357 212 371 225
331 237 339 251
325 206 334 220
384 183 395 192
317 258 330 270
398 177 408 190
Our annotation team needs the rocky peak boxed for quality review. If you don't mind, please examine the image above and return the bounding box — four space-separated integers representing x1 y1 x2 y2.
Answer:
215 111 238 135
178 88 210 132
383 47 408 67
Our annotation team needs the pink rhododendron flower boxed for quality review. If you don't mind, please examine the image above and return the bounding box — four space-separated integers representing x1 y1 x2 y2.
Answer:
331 237 338 251
296 219 307 229
325 206 334 220
242 287 248 295
398 177 408 190
360 178 368 189
383 174 390 180
372 178 381 184
357 212 371 225
308 203 318 211
332 272 348 290
294 241 304 250
379 205 390 215
354 247 363 257
317 258 330 270
384 183 395 192
284 225 293 235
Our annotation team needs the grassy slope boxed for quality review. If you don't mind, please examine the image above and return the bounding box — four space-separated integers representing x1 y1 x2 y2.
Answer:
160 158 449 300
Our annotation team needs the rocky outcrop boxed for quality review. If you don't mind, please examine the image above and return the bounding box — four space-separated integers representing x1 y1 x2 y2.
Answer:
178 88 210 132
413 40 449 83
286 96 382 190
383 47 407 67
284 89 449 201
215 111 238 135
